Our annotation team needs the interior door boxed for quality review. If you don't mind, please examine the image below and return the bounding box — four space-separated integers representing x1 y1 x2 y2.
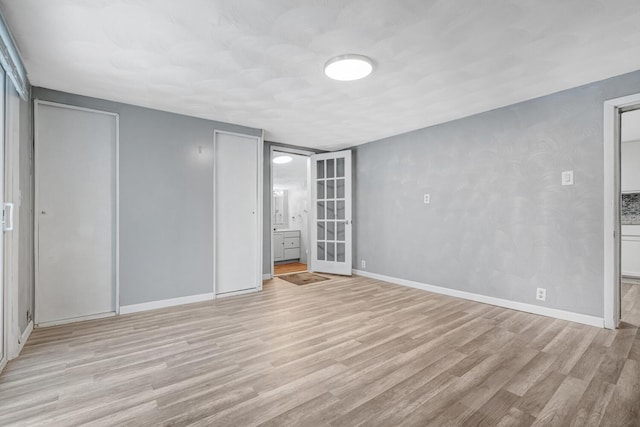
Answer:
35 102 117 326
214 131 260 296
310 150 352 275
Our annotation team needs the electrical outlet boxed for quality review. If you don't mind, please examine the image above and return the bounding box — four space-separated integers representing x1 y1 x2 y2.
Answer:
561 171 574 186
361 259 366 269
423 194 430 204
536 288 546 301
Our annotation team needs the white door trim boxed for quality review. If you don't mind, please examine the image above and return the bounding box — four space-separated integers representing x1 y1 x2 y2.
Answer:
34 100 120 326
603 92 640 329
0 70 8 371
269 145 315 279
212 129 263 296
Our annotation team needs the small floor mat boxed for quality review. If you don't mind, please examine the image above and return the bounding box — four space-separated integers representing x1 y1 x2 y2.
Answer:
279 272 330 286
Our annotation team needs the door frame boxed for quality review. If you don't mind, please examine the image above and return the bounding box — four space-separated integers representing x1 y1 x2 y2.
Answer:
268 145 315 279
34 100 120 326
212 129 263 296
603 93 640 329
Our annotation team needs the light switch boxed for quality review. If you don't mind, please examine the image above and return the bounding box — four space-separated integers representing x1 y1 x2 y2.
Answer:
423 194 430 204
561 171 574 186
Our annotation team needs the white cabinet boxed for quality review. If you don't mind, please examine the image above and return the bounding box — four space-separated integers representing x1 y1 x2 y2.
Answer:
273 232 284 260
622 141 640 193
273 230 301 262
622 226 640 278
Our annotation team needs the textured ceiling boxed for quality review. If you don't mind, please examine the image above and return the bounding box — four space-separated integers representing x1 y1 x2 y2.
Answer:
3 1 640 150
273 152 308 189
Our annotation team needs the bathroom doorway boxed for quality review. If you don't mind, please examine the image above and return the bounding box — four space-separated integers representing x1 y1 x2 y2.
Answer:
270 147 313 277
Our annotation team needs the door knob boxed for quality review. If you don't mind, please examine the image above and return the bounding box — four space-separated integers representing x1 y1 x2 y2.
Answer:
41 211 46 215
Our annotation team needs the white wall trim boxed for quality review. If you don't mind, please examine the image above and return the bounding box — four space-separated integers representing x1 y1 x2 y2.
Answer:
120 293 214 315
215 289 259 299
603 93 640 329
262 273 272 280
353 270 604 328
622 271 640 278
36 312 116 328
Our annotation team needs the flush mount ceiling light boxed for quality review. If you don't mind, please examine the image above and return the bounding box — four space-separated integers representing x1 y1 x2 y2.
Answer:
273 155 293 164
324 54 373 81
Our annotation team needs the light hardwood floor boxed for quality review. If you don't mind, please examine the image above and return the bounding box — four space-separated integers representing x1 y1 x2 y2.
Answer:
1 276 639 426
274 262 307 276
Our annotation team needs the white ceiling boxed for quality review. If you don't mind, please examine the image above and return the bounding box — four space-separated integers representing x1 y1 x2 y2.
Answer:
3 1 640 150
622 109 640 143
273 152 308 190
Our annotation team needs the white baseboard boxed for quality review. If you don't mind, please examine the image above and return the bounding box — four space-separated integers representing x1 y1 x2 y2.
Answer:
120 293 214 314
9 321 33 360
262 273 272 280
353 269 604 328
37 312 116 328
622 272 640 278
215 288 259 298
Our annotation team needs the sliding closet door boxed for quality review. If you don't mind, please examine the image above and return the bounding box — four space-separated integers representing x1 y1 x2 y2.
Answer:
35 101 118 326
214 131 261 296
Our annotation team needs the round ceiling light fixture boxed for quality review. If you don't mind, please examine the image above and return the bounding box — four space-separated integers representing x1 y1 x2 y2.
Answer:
324 54 373 81
273 155 293 164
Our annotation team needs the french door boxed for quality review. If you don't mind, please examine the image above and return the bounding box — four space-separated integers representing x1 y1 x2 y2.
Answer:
310 150 352 275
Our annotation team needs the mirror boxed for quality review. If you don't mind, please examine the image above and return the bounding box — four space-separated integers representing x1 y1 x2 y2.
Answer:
273 189 288 228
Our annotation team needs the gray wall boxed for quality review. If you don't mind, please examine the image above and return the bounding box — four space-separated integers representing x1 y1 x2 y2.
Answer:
33 87 261 306
353 69 640 318
17 85 33 332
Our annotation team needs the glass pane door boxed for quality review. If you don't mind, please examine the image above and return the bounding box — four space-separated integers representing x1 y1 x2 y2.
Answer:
310 150 351 275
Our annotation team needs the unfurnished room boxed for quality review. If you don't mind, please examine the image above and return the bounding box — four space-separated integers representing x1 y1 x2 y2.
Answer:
0 1 639 426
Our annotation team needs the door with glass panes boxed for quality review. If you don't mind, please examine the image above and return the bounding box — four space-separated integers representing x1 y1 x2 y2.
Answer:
310 150 352 275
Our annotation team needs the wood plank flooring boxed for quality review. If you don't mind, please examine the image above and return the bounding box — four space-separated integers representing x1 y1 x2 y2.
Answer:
1 276 639 426
274 262 307 275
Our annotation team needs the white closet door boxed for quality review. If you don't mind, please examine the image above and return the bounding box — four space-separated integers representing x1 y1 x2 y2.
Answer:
0 70 5 368
310 150 352 275
214 131 261 296
35 102 118 326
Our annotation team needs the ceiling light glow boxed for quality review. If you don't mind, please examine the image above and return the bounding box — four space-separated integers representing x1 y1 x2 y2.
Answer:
324 54 373 81
273 155 293 164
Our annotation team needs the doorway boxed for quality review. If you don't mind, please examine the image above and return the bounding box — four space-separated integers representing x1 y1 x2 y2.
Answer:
604 93 640 329
620 109 640 326
271 148 313 277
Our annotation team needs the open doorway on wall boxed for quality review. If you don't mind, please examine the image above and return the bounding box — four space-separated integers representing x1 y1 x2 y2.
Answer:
620 108 640 327
271 148 313 277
